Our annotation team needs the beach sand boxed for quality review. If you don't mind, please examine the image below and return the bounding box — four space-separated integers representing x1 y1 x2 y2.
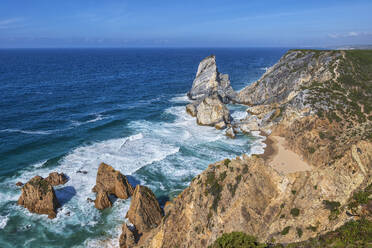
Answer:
261 134 312 174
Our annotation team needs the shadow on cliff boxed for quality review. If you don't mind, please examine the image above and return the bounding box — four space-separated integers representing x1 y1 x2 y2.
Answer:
55 186 77 206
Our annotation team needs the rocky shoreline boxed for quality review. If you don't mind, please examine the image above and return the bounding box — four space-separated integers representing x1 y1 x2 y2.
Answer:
15 50 372 247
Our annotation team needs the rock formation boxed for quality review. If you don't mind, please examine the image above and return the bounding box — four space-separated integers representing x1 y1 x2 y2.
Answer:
225 125 236 138
119 224 137 248
92 163 133 209
17 176 60 219
44 172 68 186
120 185 163 248
187 55 236 103
126 185 163 234
127 50 372 247
196 94 231 127
186 55 236 132
94 190 112 210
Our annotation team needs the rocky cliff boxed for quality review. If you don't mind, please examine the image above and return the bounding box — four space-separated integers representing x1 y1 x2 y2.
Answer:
121 50 372 247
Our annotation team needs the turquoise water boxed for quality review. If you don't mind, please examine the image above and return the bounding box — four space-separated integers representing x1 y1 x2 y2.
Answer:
0 48 286 247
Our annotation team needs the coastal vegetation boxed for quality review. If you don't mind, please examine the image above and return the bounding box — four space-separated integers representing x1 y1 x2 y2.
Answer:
211 219 372 247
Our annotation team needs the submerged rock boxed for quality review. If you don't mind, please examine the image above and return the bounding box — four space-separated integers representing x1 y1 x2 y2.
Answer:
44 172 68 186
196 94 230 127
16 181 23 187
188 55 236 103
126 185 163 235
93 163 133 200
17 176 59 219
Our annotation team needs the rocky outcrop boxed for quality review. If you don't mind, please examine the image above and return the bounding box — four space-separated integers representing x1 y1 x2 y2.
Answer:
237 50 341 105
92 163 133 209
44 172 68 186
126 185 163 234
225 125 236 138
120 185 163 248
119 224 137 248
94 191 112 210
186 55 236 133
185 102 198 117
196 94 231 127
188 55 236 103
17 176 60 219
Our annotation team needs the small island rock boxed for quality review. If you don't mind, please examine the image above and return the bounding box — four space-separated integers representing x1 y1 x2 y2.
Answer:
188 55 236 103
93 163 134 200
17 176 59 219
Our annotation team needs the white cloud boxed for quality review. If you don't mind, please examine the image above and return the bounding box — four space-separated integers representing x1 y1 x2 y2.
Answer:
0 18 23 29
328 31 372 38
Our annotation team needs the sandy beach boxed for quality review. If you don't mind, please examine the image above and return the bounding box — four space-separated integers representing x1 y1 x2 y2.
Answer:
261 134 312 174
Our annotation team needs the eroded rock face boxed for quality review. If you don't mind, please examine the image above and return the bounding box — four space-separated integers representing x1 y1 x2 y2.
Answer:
119 224 137 248
237 50 341 105
126 185 163 235
188 55 236 103
17 176 59 219
185 102 197 117
196 95 230 127
44 172 68 186
94 190 112 210
93 163 133 200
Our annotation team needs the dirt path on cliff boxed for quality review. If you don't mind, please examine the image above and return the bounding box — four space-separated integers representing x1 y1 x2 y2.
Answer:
261 135 312 174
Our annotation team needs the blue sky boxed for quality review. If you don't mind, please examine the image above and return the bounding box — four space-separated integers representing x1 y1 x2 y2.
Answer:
0 0 371 48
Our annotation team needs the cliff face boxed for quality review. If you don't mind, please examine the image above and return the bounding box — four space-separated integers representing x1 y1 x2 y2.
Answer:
130 50 372 247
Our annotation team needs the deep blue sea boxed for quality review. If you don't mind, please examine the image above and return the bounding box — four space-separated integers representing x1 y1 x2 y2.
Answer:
0 48 286 247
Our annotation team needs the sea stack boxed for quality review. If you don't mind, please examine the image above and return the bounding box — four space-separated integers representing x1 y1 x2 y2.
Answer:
92 163 134 209
188 55 237 103
186 55 236 132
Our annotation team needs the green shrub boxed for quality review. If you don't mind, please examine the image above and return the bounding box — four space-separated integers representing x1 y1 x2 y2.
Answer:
224 159 231 166
290 208 300 217
323 200 340 211
291 190 297 195
281 226 291 235
219 171 227 182
308 147 316 154
323 200 341 220
296 227 303 238
209 232 264 248
306 225 317 232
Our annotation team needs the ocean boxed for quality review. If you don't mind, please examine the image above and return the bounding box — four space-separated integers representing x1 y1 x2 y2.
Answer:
0 48 286 247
